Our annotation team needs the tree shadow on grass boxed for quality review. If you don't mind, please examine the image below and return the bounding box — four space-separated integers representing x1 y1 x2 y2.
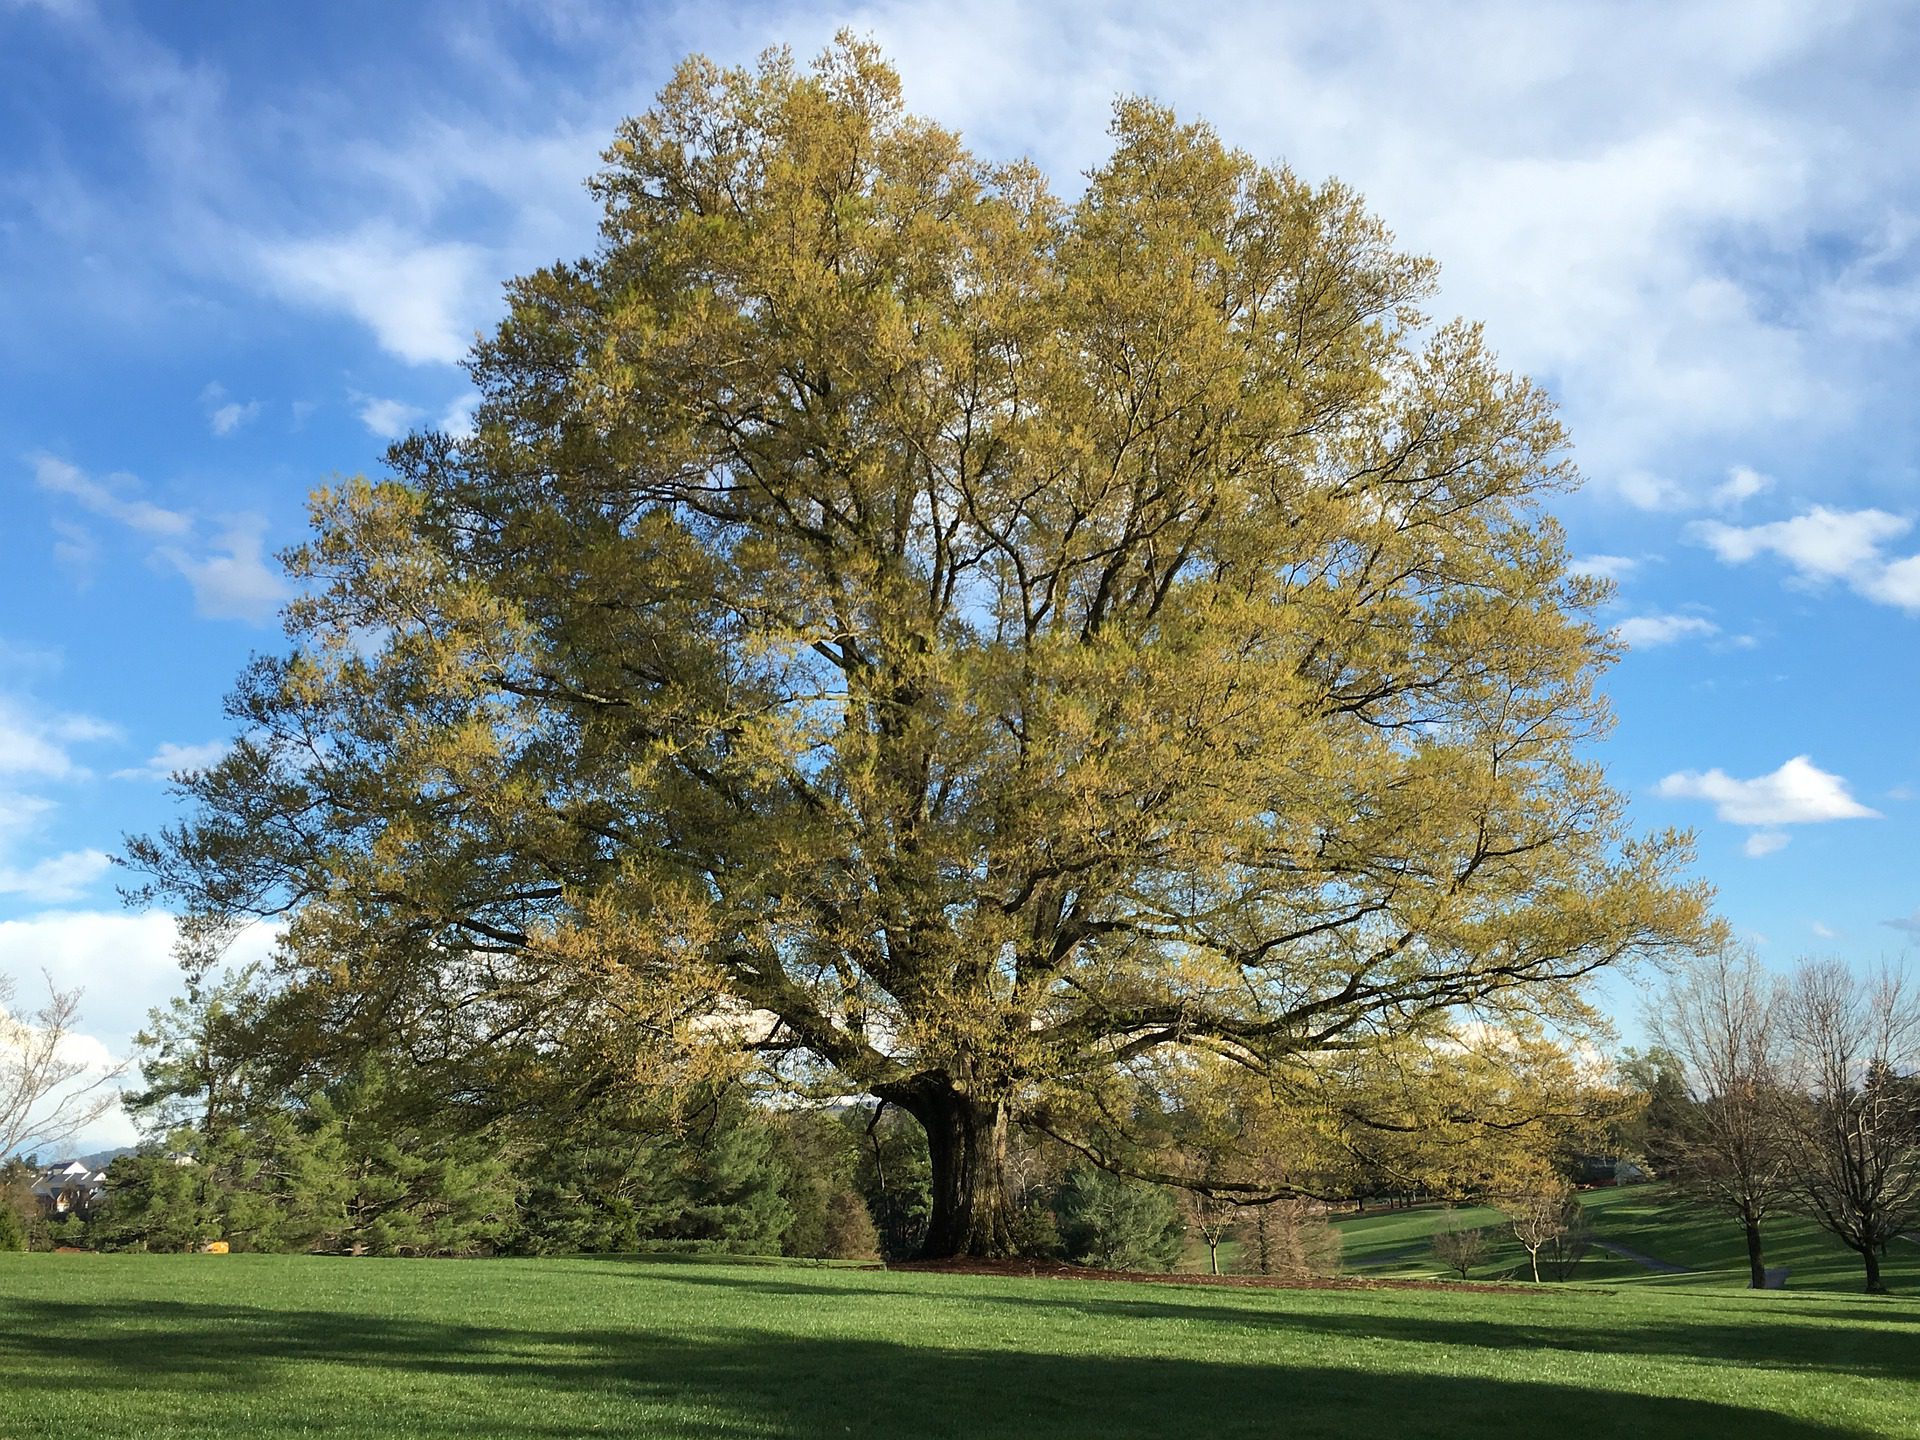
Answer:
0 1296 1883 1440
633 1268 1920 1383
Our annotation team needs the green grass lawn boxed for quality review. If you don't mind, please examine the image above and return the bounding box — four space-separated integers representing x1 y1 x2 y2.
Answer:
1331 1186 1920 1292
3 1252 1918 1439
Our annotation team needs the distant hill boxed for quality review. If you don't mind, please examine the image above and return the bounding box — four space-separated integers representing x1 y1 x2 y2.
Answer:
75 1146 136 1170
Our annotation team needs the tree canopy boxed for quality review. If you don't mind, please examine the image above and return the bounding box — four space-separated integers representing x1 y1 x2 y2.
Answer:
130 37 1713 1257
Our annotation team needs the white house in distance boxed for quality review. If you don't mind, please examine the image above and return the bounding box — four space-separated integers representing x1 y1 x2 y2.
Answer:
29 1160 108 1218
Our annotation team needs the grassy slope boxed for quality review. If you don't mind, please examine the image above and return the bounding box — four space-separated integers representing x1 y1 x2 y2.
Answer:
1334 1186 1920 1291
3 1253 1917 1440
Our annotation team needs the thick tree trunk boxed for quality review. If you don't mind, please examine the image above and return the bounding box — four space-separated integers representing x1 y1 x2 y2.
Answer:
885 1074 1016 1259
1742 1213 1766 1290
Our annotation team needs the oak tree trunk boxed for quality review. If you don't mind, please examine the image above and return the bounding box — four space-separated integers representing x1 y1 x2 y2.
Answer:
887 1075 1016 1259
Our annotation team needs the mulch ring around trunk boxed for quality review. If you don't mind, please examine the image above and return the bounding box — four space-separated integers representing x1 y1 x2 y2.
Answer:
888 1257 1537 1294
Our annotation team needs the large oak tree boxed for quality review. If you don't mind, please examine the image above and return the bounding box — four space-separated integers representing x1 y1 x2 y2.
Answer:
131 39 1712 1257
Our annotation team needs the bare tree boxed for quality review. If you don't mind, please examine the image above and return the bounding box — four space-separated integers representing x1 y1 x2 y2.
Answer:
1506 1186 1582 1283
0 973 125 1158
1430 1213 1490 1279
1647 945 1792 1288
1181 1188 1238 1276
1779 960 1920 1294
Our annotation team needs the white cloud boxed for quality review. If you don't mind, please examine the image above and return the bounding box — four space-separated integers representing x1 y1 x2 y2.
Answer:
1569 554 1638 582
1694 506 1910 580
1614 613 1718 648
440 392 480 439
1694 505 1920 613
256 224 486 366
1712 465 1771 510
1656 754 1880 827
0 909 278 1152
209 401 255 435
31 453 190 538
0 910 284 1149
1743 829 1790 858
156 516 288 625
200 380 261 436
1616 471 1690 512
0 849 111 904
1810 920 1837 939
0 792 54 834
357 395 424 439
1860 554 1920 610
50 520 98 582
111 739 228 782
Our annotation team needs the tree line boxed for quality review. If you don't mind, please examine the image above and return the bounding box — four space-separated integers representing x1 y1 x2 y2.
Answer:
4 962 1621 1275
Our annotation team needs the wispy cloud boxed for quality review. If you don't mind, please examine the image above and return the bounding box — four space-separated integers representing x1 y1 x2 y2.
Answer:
357 395 424 439
200 380 261 436
1569 554 1638 582
32 453 190 538
0 696 117 780
155 517 287 625
33 456 286 625
439 392 479 439
1884 907 1920 936
111 739 229 782
1712 465 1771 510
257 225 487 367
0 849 112 904
1615 613 1718 648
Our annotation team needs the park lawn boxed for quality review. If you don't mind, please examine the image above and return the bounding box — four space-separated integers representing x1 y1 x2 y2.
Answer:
3 1254 1918 1440
1329 1187 1920 1291
1573 1187 1920 1291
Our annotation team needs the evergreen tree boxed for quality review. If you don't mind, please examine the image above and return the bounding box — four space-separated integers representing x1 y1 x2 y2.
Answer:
1054 1166 1185 1272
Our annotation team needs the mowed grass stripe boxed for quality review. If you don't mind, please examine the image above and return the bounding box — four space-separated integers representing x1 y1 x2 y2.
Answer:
3 1254 1917 1439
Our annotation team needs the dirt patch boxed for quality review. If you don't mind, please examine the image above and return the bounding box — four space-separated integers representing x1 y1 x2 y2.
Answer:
888 1257 1530 1294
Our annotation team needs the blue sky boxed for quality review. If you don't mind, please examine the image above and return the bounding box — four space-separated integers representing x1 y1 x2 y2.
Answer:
5 0 1920 1145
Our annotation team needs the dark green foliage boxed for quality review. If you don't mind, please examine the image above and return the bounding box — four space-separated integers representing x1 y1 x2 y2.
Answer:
1053 1165 1185 1272
90 1144 229 1253
1617 1048 1694 1179
97 1063 513 1257
322 1066 517 1257
771 1108 864 1258
0 1160 39 1253
851 1107 933 1260
1012 1194 1063 1259
512 1123 684 1255
660 1100 790 1252
511 1091 789 1256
